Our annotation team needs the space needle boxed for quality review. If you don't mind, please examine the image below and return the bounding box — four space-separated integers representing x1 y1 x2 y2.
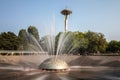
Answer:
61 8 72 32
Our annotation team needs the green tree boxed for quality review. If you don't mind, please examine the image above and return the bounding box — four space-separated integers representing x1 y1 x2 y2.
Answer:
28 26 39 41
107 40 120 53
85 31 107 53
0 32 19 50
55 32 75 55
18 29 28 50
73 31 88 54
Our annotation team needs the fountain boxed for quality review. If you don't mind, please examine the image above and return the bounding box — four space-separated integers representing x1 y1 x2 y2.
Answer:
39 58 69 71
37 9 73 71
38 32 74 71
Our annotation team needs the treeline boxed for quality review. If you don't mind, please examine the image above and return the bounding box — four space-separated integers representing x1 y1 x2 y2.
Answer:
0 26 40 51
58 31 120 55
0 26 120 55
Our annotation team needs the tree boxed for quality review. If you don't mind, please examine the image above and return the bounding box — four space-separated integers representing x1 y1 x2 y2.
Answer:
18 29 28 50
0 32 19 50
18 27 42 51
85 31 107 53
107 40 120 53
73 31 88 54
55 32 75 55
28 26 39 41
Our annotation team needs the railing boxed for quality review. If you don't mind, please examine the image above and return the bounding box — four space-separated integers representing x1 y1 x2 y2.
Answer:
0 50 48 56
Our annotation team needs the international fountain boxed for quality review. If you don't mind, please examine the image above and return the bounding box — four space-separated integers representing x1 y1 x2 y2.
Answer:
38 8 72 71
0 8 120 80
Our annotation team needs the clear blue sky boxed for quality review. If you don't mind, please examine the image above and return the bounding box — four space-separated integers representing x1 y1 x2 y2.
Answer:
0 0 120 41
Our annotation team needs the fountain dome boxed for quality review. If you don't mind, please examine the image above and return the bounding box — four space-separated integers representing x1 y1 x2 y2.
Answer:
39 58 69 71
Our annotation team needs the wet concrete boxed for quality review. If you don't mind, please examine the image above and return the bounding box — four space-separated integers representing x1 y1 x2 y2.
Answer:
0 66 120 80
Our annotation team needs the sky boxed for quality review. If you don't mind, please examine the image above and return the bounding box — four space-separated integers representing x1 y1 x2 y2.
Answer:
0 0 120 41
